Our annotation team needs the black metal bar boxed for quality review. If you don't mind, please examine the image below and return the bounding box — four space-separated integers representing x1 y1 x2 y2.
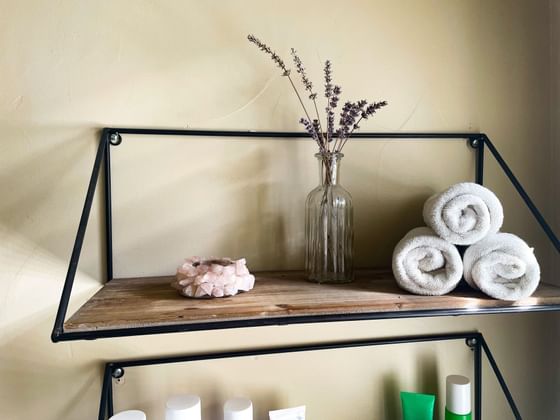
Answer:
484 135 560 252
480 336 522 420
475 138 485 185
104 135 113 282
101 332 528 420
53 302 560 342
103 334 482 416
107 127 481 140
98 363 112 420
102 332 518 419
474 335 482 420
110 332 479 369
108 374 114 418
51 130 109 342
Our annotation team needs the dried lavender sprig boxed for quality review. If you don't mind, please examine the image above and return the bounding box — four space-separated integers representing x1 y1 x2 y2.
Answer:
327 85 341 142
248 35 388 153
291 48 327 146
337 101 360 137
324 60 334 146
248 34 318 145
336 100 389 151
300 117 326 152
291 49 314 97
333 101 363 151
361 100 388 119
248 34 290 76
324 60 333 97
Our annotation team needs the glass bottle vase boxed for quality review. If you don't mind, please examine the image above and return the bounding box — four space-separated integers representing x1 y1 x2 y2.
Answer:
305 152 354 283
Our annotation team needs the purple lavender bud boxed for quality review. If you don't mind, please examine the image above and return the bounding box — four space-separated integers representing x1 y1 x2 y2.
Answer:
324 60 333 98
312 119 321 134
300 117 319 141
248 34 290 75
291 48 316 95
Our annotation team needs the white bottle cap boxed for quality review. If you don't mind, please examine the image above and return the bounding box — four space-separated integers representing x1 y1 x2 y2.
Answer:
109 410 146 420
166 394 202 420
224 397 253 420
446 375 471 415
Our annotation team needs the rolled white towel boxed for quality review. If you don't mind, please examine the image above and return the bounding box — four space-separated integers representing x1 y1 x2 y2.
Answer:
463 233 540 301
423 182 504 245
392 227 463 296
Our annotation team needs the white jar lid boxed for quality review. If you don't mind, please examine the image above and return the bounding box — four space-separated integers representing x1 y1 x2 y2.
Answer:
166 395 201 420
224 397 253 420
446 375 471 415
109 410 146 420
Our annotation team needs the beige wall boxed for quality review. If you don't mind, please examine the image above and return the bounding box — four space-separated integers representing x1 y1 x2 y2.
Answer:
1 1 559 419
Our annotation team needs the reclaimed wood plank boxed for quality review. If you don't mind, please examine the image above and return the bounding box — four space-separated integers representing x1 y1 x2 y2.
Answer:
64 269 560 332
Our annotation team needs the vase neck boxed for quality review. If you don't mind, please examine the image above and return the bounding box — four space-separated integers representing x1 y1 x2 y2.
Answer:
316 152 343 186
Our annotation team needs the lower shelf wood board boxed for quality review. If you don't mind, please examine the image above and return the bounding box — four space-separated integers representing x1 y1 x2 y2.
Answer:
63 269 560 337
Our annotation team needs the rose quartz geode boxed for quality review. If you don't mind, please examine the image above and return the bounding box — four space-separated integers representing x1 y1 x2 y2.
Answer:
172 256 255 298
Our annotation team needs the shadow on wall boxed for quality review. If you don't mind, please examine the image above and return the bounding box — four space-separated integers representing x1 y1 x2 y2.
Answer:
0 124 107 281
415 350 440 418
109 143 301 276
381 347 441 419
107 137 451 276
382 372 400 420
0 314 101 419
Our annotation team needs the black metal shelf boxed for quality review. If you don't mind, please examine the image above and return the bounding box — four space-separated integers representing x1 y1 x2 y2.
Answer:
50 128 560 420
52 129 560 344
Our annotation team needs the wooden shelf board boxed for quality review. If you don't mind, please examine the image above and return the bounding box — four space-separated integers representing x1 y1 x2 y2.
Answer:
64 269 560 335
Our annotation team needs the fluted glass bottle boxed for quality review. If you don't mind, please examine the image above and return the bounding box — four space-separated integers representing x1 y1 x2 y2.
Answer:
305 152 354 283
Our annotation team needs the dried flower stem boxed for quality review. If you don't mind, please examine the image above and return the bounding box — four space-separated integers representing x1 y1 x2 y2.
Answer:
336 115 363 151
312 99 326 147
285 74 324 149
324 61 333 146
291 48 326 147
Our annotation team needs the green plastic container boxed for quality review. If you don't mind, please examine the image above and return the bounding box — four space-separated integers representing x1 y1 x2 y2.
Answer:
400 391 435 420
445 407 472 420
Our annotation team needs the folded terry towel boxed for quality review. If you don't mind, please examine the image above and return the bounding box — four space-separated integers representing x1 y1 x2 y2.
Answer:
463 232 540 301
392 227 463 296
423 182 504 245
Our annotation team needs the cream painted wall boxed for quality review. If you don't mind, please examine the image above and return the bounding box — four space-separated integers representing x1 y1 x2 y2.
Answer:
1 1 559 419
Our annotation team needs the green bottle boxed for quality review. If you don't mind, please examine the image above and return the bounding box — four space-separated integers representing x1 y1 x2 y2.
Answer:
445 375 472 420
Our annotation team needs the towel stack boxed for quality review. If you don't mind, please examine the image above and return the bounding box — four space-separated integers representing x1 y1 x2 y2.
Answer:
392 182 540 301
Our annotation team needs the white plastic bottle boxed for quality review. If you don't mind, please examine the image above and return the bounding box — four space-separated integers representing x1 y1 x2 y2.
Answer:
445 375 472 420
166 395 202 420
109 410 146 420
224 397 253 420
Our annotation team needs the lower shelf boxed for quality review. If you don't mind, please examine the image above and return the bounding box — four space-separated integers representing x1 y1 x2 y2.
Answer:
63 269 560 340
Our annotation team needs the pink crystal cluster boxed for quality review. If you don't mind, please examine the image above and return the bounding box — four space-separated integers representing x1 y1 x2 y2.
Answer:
173 257 255 298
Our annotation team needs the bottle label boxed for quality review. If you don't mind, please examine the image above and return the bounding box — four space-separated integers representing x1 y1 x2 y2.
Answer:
445 408 472 420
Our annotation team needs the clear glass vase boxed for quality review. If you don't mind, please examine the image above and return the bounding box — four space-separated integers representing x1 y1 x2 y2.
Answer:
305 152 354 283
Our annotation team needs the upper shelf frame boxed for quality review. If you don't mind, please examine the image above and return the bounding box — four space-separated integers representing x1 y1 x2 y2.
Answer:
51 128 560 342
